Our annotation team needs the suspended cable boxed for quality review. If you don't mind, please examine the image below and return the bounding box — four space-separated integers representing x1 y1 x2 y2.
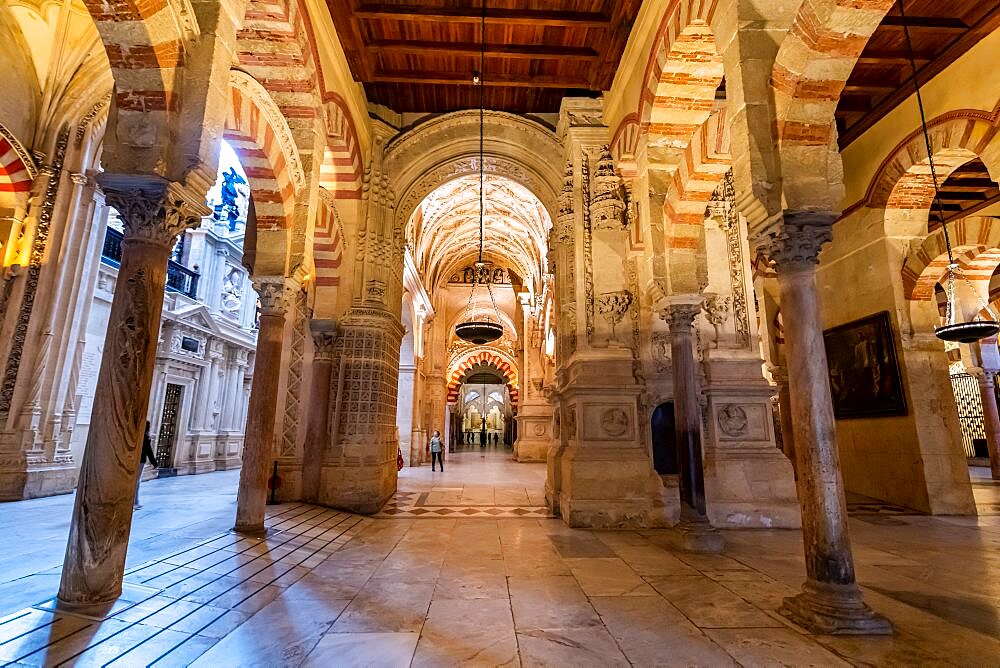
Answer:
899 0 1000 342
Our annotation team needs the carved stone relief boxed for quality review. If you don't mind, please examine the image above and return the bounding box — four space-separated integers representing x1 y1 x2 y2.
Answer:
600 408 629 437
597 290 633 340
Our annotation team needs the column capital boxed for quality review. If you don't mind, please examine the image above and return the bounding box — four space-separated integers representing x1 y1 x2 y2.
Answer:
752 210 837 272
101 178 209 250
309 318 338 361
254 276 298 316
659 297 702 332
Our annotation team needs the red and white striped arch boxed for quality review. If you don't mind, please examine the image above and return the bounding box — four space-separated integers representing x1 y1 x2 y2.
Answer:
320 93 363 199
81 0 189 157
611 1 721 170
314 188 345 287
0 127 35 198
238 0 363 202
225 71 304 230
663 110 731 252
771 0 895 210
865 114 999 210
446 349 519 405
903 217 1000 301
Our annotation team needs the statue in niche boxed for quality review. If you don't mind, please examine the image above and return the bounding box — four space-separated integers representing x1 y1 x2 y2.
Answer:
213 168 249 231
221 266 243 317
493 268 505 284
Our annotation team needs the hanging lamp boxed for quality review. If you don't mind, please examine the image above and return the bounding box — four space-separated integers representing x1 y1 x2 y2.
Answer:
897 0 1000 342
455 0 504 345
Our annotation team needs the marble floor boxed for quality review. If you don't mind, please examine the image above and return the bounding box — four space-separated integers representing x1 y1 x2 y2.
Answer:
0 458 999 666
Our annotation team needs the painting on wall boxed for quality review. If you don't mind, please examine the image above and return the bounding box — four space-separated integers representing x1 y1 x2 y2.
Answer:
823 311 907 419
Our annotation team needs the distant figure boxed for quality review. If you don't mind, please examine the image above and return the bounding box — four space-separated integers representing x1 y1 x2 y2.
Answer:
134 421 159 510
480 425 487 448
430 430 444 472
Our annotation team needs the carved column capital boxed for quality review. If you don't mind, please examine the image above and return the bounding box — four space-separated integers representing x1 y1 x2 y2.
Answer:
752 211 837 273
69 172 89 186
102 180 209 250
659 299 702 332
254 277 297 316
309 318 338 361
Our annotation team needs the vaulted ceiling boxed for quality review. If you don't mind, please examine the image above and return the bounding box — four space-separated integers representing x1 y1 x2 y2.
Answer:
324 0 642 113
836 0 1000 148
407 175 550 292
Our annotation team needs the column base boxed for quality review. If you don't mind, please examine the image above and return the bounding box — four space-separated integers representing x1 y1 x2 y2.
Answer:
233 523 269 537
671 513 725 553
780 580 892 635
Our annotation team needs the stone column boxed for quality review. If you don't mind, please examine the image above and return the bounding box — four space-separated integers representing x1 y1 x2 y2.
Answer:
661 300 723 552
974 369 1000 480
234 277 294 534
302 319 336 503
756 212 891 634
58 180 205 607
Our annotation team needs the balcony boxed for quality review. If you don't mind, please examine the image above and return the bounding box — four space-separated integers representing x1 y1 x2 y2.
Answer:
101 227 200 299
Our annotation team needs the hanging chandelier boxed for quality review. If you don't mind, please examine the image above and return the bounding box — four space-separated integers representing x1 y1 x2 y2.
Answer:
897 0 1000 342
455 0 504 345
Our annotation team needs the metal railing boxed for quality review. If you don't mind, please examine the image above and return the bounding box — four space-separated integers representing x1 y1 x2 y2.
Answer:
100 227 200 299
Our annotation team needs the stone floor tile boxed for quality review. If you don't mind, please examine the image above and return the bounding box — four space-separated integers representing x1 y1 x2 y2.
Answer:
646 575 782 629
433 569 509 600
412 598 518 667
704 627 852 667
508 576 602 631
331 579 435 633
516 626 629 667
303 632 420 667
564 557 657 596
591 595 738 667
603 544 701 577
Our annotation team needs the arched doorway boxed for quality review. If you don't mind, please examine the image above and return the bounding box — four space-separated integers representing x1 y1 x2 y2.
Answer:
650 402 679 475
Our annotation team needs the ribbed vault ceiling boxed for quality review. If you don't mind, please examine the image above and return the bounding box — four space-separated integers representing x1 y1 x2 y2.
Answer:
408 174 550 294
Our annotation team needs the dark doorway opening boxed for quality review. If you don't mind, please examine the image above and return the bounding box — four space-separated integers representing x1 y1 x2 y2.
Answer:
651 402 678 475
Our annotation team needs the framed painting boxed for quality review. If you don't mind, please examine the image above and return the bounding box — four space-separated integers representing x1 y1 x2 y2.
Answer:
823 311 907 419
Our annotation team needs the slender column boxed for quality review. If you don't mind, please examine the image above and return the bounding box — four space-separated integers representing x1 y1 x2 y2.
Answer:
757 212 891 634
769 365 797 475
974 369 1000 480
234 277 293 534
58 180 205 606
302 319 337 503
661 300 723 552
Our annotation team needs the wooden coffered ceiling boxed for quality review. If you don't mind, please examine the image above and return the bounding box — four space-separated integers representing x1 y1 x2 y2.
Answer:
325 0 642 114
836 0 1000 148
928 158 1000 230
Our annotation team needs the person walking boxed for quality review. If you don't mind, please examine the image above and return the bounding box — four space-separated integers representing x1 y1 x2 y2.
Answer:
430 430 444 472
134 421 159 509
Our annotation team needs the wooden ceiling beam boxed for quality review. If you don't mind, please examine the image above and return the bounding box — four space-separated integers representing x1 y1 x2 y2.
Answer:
371 70 592 89
354 4 611 28
367 40 601 61
855 51 935 65
879 16 969 31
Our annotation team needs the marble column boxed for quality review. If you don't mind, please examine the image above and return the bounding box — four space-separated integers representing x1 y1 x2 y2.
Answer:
58 180 205 606
757 212 891 634
302 319 337 503
975 369 1000 480
661 300 723 552
234 277 293 534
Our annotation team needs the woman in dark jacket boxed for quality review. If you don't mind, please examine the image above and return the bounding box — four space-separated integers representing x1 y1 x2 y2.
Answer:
134 421 158 509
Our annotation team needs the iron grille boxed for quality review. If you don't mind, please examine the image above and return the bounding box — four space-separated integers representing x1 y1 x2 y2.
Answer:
156 383 184 468
950 372 985 458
